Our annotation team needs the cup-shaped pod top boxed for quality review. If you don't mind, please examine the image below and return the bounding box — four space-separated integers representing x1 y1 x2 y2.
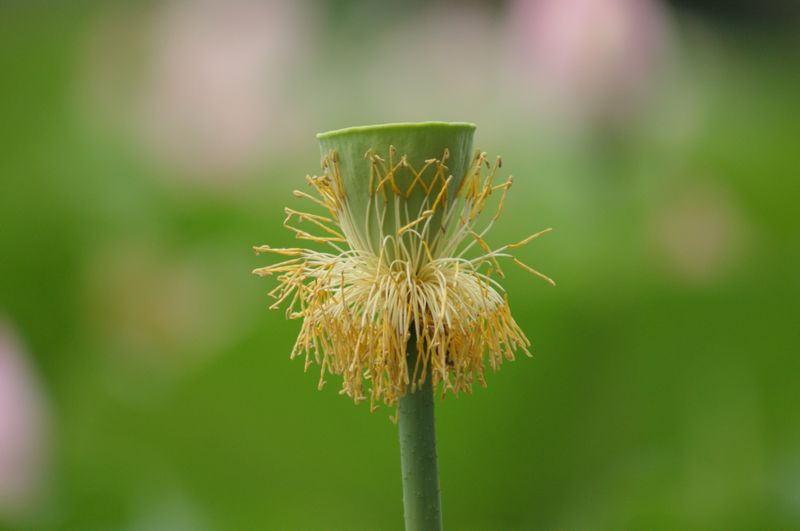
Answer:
317 122 476 262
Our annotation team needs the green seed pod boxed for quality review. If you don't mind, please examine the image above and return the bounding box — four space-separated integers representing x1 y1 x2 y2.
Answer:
317 122 475 262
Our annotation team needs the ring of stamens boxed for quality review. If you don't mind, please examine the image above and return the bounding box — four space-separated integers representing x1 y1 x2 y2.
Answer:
254 148 553 411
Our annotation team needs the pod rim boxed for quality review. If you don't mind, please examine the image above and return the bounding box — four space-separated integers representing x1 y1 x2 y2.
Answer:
316 121 476 140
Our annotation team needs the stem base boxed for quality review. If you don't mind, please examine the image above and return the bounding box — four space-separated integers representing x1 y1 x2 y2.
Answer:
398 340 442 531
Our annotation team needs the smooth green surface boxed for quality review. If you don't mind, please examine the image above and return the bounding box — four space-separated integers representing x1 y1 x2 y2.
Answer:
317 122 475 254
398 337 442 531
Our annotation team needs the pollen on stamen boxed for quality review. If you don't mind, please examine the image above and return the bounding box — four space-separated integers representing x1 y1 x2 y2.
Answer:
254 146 553 410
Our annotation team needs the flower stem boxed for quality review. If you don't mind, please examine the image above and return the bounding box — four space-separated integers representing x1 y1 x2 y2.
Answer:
398 337 443 531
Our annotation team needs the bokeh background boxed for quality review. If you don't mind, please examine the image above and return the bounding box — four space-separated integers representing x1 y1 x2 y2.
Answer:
1 0 799 529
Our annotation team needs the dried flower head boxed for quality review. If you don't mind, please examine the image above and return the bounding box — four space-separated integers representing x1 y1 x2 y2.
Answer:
253 123 553 410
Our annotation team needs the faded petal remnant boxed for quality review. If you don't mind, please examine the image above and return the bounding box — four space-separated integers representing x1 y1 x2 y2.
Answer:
254 147 553 410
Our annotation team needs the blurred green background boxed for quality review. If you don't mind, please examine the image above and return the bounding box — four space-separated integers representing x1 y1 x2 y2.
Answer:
1 0 799 529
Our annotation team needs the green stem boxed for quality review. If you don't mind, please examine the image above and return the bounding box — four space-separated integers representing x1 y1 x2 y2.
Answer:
398 337 443 531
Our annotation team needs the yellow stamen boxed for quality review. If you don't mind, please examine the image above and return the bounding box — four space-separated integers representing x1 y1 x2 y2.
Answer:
254 147 553 410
